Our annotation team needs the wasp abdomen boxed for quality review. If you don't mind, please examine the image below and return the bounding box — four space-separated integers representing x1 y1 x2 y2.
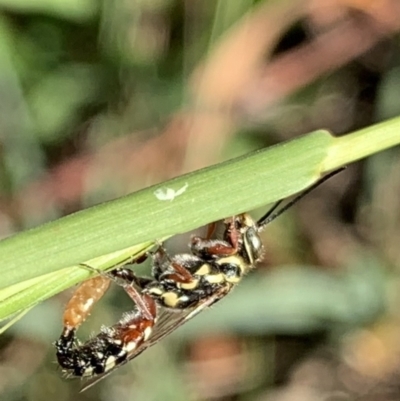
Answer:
56 298 157 377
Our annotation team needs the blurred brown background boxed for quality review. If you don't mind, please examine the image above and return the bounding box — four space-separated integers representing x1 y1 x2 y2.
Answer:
1 0 400 400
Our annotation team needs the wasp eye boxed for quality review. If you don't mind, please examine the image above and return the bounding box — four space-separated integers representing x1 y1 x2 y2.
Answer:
245 227 263 262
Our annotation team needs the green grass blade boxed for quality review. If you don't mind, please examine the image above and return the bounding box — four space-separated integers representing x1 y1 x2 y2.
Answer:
323 116 400 170
0 116 399 321
0 129 334 289
0 242 155 320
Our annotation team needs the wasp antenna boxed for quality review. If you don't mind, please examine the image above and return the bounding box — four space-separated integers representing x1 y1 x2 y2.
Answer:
257 167 346 230
256 199 284 226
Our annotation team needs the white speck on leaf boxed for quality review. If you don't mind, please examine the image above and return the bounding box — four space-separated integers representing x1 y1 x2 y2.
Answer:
154 182 189 201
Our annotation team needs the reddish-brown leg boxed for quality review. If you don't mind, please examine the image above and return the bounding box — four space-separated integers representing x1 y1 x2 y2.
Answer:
206 222 217 239
190 215 244 257
223 215 243 250
152 246 196 284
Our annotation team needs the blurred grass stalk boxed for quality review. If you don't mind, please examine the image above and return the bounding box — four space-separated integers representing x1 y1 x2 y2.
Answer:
0 115 399 322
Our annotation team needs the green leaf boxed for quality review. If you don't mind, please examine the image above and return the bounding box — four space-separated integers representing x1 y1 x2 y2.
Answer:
0 242 154 320
0 116 399 321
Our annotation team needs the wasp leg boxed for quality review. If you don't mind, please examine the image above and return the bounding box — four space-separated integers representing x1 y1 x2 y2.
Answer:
223 215 242 250
151 246 197 285
192 214 250 258
205 221 217 239
121 280 155 322
190 236 237 259
55 292 157 377
106 266 160 321
103 266 151 290
78 266 156 323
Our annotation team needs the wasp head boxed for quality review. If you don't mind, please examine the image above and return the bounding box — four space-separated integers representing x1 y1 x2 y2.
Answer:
228 214 264 266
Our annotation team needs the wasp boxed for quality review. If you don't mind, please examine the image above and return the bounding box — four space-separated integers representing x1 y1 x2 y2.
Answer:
55 169 343 389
